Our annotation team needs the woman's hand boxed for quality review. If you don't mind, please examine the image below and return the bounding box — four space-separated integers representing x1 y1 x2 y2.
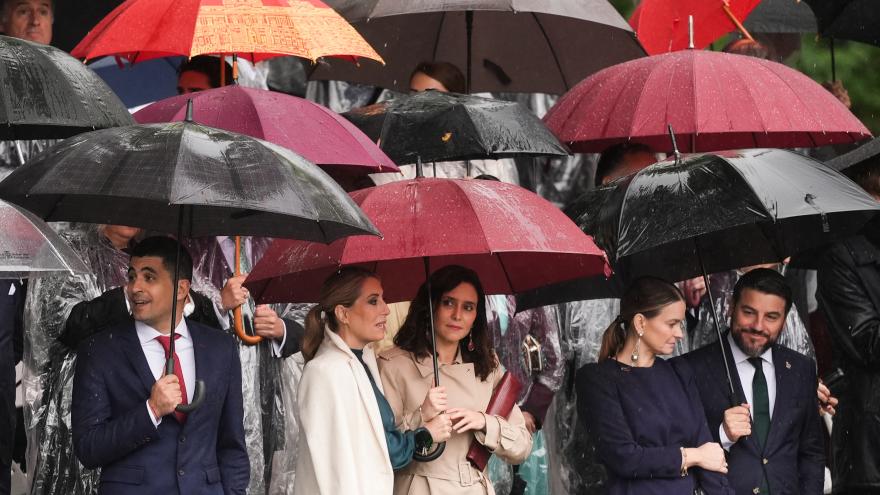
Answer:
686 443 728 474
424 413 452 443
447 408 487 434
420 386 447 422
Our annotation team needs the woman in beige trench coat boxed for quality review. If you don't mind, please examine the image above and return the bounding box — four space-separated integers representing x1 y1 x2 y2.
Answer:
379 265 533 495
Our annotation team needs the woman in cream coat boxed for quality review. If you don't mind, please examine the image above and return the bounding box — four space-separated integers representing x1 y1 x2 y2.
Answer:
295 268 452 495
379 265 533 495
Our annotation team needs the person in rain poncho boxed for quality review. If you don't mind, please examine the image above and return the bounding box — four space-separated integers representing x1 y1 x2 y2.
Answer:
378 265 532 495
294 267 451 495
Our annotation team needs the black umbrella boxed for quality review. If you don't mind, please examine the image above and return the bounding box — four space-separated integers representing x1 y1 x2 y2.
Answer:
803 0 880 46
0 35 133 140
0 102 378 413
311 0 645 94
342 91 568 165
827 136 880 173
743 0 817 34
564 148 879 401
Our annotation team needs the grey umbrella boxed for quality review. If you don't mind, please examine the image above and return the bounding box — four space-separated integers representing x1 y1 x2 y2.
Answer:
310 0 646 94
0 35 133 140
743 0 817 33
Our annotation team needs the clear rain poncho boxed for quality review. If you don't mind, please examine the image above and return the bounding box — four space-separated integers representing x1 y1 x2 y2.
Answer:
23 226 129 495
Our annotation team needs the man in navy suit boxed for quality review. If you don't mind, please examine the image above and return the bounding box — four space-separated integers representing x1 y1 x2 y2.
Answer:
72 237 249 494
680 268 824 495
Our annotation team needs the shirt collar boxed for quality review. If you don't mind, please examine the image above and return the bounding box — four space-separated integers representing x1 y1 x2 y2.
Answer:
727 332 773 365
135 318 190 345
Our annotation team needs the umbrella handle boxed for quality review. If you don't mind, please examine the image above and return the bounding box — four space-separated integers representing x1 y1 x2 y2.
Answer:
233 306 263 345
176 379 206 413
413 442 445 462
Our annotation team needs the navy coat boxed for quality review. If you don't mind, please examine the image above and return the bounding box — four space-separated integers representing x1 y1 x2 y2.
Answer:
72 319 249 494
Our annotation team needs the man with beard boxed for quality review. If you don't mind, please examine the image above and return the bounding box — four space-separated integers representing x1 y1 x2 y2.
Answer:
679 269 824 495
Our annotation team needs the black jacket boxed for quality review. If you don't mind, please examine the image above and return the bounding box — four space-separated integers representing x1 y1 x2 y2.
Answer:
817 228 880 493
0 280 24 465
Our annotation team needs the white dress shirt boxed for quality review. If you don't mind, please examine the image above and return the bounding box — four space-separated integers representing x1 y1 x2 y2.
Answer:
720 333 777 449
137 319 195 426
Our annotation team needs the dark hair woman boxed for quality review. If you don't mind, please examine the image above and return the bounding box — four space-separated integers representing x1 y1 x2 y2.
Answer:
576 277 734 495
378 265 532 495
294 268 451 495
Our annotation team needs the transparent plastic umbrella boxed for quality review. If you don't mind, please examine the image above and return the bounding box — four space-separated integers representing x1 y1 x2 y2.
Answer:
0 200 88 278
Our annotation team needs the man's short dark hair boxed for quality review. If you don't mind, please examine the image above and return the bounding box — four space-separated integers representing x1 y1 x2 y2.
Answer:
595 142 654 187
129 236 193 282
178 55 233 90
732 268 793 315
844 160 880 199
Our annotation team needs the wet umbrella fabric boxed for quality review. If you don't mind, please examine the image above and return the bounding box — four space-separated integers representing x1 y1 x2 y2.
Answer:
0 200 89 278
310 0 646 95
133 85 398 174
0 121 378 242
70 0 383 64
572 148 880 284
341 91 568 165
0 35 133 140
827 135 880 173
630 0 761 55
544 49 871 154
743 0 818 33
244 177 610 304
803 0 880 46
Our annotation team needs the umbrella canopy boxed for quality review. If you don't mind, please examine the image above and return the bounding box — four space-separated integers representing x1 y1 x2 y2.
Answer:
0 200 89 278
826 136 880 173
544 49 871 153
133 85 397 174
0 35 133 140
630 0 761 55
244 177 610 304
0 118 378 242
70 0 383 64
341 91 568 165
89 56 183 109
310 0 646 94
803 0 880 46
571 148 879 284
743 0 818 33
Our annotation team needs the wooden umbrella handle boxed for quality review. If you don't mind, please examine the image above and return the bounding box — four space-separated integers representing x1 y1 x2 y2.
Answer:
233 235 263 345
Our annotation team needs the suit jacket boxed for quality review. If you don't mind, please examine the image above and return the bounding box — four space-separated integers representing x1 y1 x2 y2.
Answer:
679 335 825 495
0 280 24 465
72 318 249 494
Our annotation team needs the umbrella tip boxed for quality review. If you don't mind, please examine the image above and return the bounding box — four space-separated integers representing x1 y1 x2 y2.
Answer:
667 124 681 163
688 15 694 49
416 156 425 178
185 99 194 123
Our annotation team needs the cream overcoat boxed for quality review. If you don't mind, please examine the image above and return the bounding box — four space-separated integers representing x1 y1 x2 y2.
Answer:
378 346 533 495
294 329 393 495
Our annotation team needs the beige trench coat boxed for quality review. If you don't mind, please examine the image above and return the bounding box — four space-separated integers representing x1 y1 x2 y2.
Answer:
378 347 532 495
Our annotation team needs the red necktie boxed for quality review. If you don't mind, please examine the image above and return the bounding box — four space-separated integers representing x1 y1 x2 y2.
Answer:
155 334 188 424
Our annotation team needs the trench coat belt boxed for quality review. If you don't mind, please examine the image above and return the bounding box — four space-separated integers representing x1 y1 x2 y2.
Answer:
408 461 487 487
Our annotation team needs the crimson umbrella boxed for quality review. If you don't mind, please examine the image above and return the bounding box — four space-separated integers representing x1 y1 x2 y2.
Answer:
544 49 871 153
630 0 761 55
133 85 398 176
245 177 609 304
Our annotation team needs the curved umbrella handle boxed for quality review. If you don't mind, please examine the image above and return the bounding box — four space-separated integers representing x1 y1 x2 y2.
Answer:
413 441 445 462
233 306 263 345
176 379 206 413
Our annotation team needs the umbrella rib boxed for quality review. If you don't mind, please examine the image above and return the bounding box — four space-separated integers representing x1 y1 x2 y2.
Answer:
496 253 517 293
431 12 447 62
531 12 570 91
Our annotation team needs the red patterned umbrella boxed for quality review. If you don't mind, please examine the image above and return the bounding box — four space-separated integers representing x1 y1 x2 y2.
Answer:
544 49 871 153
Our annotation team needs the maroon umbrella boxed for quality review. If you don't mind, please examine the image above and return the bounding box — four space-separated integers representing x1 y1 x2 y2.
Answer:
134 85 397 176
544 49 871 153
244 177 610 304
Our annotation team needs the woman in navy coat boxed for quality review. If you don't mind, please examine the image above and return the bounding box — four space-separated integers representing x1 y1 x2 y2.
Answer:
576 277 733 495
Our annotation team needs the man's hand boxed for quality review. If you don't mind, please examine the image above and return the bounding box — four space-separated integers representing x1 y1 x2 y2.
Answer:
220 274 249 311
681 277 707 309
522 411 537 434
148 375 182 417
722 404 751 443
253 305 284 340
818 381 838 416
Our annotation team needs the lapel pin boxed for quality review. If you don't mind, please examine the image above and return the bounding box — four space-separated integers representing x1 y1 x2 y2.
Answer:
785 361 791 369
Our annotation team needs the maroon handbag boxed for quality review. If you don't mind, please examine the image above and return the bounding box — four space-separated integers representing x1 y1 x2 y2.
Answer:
466 371 523 471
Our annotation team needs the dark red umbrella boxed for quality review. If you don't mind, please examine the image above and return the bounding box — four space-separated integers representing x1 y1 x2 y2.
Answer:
133 85 397 175
244 177 610 304
544 49 871 153
630 0 761 55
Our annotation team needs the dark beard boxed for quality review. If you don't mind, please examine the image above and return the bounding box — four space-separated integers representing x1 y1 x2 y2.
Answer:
731 326 776 358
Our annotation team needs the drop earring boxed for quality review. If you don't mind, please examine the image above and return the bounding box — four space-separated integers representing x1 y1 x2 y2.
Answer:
631 331 643 365
467 332 476 352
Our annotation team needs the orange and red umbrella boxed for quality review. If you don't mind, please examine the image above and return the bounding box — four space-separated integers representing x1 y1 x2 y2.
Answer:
71 0 383 64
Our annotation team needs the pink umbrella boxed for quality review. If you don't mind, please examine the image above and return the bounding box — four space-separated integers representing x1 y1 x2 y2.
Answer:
244 177 610 304
544 49 871 153
134 85 397 176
